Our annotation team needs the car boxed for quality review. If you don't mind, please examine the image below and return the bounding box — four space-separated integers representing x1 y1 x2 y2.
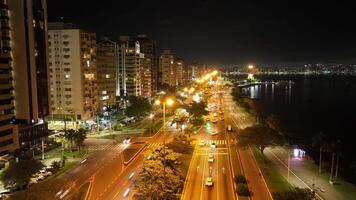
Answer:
205 177 214 187
227 125 232 132
212 118 218 123
208 154 214 163
210 130 217 135
123 137 132 144
220 117 224 121
199 140 206 146
219 110 223 114
210 142 217 149
147 155 152 160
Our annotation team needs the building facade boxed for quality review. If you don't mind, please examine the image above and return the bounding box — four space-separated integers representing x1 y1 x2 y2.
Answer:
117 36 142 98
0 0 51 155
135 35 156 98
159 49 176 87
97 38 117 110
48 22 98 121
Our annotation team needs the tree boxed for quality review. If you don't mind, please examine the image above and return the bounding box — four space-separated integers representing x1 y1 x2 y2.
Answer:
125 96 152 118
312 132 328 174
10 179 66 200
238 124 284 154
64 129 75 151
273 187 315 200
134 145 184 200
74 128 88 151
265 114 281 133
186 101 208 119
0 159 44 189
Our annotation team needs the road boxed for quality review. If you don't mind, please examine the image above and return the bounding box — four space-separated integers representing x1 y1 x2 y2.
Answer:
89 122 179 200
223 88 273 200
181 94 236 200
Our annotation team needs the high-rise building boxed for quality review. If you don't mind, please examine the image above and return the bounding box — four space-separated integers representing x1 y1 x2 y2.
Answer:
135 35 156 97
175 58 184 85
48 22 98 121
182 62 192 83
97 38 117 110
159 50 176 87
117 36 142 98
0 0 50 155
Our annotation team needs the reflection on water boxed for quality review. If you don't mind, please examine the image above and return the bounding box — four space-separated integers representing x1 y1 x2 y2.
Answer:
237 75 356 145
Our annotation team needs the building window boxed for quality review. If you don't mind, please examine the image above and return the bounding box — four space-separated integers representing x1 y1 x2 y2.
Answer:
105 74 110 79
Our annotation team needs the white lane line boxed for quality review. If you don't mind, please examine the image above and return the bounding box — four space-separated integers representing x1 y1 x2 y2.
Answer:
266 149 324 200
217 150 219 200
199 151 207 200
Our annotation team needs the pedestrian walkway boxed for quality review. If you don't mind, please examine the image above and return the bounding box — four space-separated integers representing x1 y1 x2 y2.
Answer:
204 139 227 145
265 147 352 200
87 143 123 151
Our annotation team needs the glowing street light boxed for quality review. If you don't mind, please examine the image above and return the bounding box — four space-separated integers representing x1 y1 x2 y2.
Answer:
248 65 254 69
184 87 188 92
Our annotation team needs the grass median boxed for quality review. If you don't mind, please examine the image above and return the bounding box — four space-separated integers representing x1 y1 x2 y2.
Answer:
252 147 292 193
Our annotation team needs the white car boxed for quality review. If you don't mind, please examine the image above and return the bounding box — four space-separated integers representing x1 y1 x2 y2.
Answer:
205 177 214 187
210 130 217 135
123 137 131 144
208 154 214 163
199 140 206 146
210 143 217 149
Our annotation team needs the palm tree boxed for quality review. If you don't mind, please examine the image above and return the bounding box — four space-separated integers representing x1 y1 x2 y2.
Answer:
334 139 343 179
64 129 75 152
312 132 327 174
74 128 88 151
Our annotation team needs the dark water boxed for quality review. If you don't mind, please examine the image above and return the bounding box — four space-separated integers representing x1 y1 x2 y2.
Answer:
237 75 356 181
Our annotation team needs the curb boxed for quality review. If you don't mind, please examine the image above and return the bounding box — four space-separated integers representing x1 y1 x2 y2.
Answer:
123 143 147 165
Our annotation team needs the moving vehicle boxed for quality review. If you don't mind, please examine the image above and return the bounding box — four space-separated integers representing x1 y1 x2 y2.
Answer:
199 140 206 146
208 154 214 163
210 130 217 135
227 125 232 132
205 177 214 187
210 142 217 149
123 137 132 144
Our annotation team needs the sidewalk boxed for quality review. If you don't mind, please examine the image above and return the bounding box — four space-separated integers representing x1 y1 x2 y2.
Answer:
265 146 356 200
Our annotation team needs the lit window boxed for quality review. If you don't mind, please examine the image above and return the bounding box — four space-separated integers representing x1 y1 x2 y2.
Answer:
86 60 90 67
65 74 70 79
102 91 107 95
105 74 110 78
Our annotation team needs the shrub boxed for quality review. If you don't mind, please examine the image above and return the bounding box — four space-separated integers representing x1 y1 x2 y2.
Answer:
234 175 247 184
236 184 250 196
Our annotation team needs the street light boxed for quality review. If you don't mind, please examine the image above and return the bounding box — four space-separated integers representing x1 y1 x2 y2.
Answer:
155 97 174 177
248 65 254 69
149 113 154 136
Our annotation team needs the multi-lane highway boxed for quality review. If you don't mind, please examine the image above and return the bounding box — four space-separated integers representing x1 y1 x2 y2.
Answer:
181 93 236 200
223 88 273 200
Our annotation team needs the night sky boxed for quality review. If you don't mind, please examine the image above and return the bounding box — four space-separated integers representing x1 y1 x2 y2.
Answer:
48 0 356 66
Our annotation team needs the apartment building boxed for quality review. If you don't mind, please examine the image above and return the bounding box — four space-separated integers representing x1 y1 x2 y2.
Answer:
97 38 117 110
48 22 98 121
159 50 176 87
117 36 142 98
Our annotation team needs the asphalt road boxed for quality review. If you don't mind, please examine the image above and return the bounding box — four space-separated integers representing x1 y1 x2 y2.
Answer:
223 89 273 200
181 95 236 200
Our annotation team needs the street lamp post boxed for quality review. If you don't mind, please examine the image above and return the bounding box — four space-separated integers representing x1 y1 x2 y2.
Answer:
155 98 174 178
149 113 154 136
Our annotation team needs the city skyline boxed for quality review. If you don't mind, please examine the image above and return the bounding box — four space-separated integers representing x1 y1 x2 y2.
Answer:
48 0 356 66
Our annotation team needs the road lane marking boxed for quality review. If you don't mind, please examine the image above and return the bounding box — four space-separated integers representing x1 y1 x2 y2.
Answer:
217 150 219 200
180 148 197 200
199 151 207 200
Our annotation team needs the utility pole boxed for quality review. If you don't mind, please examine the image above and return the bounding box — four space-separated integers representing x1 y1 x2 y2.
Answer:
41 139 45 160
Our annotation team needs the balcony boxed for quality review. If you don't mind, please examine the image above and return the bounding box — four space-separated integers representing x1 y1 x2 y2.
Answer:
0 113 13 121
0 83 12 90
0 102 13 110
0 94 12 100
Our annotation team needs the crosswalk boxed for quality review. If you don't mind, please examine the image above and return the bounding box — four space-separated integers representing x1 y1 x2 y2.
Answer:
86 143 124 151
202 140 227 145
147 142 162 150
